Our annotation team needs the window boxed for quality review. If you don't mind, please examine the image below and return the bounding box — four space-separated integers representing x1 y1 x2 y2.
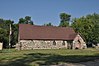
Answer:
53 40 56 45
62 41 65 45
78 40 81 43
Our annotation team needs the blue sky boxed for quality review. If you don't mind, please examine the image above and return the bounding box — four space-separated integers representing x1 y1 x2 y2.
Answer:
0 0 99 26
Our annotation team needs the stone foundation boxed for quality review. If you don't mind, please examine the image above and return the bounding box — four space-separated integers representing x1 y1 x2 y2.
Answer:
16 36 87 50
16 40 68 50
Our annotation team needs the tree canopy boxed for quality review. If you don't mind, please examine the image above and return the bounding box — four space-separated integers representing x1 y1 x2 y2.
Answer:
18 16 34 25
71 13 99 46
0 19 14 48
43 22 53 26
59 13 71 27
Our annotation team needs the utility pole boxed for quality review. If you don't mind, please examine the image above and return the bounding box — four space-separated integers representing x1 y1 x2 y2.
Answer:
9 24 12 50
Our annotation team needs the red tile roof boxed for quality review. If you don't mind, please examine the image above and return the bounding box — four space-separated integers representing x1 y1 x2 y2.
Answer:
19 24 77 40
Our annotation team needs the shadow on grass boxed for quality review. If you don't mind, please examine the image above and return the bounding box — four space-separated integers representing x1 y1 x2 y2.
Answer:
0 53 99 66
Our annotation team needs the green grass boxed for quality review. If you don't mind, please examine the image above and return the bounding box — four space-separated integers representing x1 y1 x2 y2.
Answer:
0 48 99 66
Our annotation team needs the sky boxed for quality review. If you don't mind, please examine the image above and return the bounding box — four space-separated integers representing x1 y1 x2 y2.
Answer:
0 0 99 26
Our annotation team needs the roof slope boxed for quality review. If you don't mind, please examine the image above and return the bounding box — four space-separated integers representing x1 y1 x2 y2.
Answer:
19 24 76 40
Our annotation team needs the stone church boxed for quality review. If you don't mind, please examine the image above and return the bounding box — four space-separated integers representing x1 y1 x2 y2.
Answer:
16 24 87 50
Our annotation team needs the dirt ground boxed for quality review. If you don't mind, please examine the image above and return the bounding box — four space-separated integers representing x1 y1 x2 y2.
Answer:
51 59 99 66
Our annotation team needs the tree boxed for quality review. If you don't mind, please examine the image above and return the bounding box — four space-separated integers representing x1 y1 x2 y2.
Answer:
71 13 99 47
86 13 99 45
18 18 25 24
0 28 7 42
18 16 34 25
59 13 71 27
0 19 14 48
43 22 53 26
10 24 18 48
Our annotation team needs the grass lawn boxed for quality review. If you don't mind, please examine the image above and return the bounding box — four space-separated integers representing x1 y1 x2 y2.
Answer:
0 48 99 66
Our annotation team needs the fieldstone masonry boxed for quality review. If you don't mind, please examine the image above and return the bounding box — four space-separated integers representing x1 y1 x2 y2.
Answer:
73 34 87 49
16 34 87 50
16 40 68 50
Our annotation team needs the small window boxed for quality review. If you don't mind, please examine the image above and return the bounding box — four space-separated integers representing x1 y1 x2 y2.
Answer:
20 42 22 47
78 40 80 43
62 41 65 45
53 40 56 45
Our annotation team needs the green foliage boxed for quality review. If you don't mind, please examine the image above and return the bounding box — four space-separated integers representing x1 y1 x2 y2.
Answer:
18 18 25 24
18 16 34 25
0 19 13 48
0 28 7 42
0 16 34 48
43 22 53 26
60 13 71 22
59 21 69 27
59 13 71 27
11 24 18 47
71 13 99 46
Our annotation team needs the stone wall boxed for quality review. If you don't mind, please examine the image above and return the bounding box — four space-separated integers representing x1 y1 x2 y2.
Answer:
16 34 87 50
73 34 87 49
16 40 68 50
